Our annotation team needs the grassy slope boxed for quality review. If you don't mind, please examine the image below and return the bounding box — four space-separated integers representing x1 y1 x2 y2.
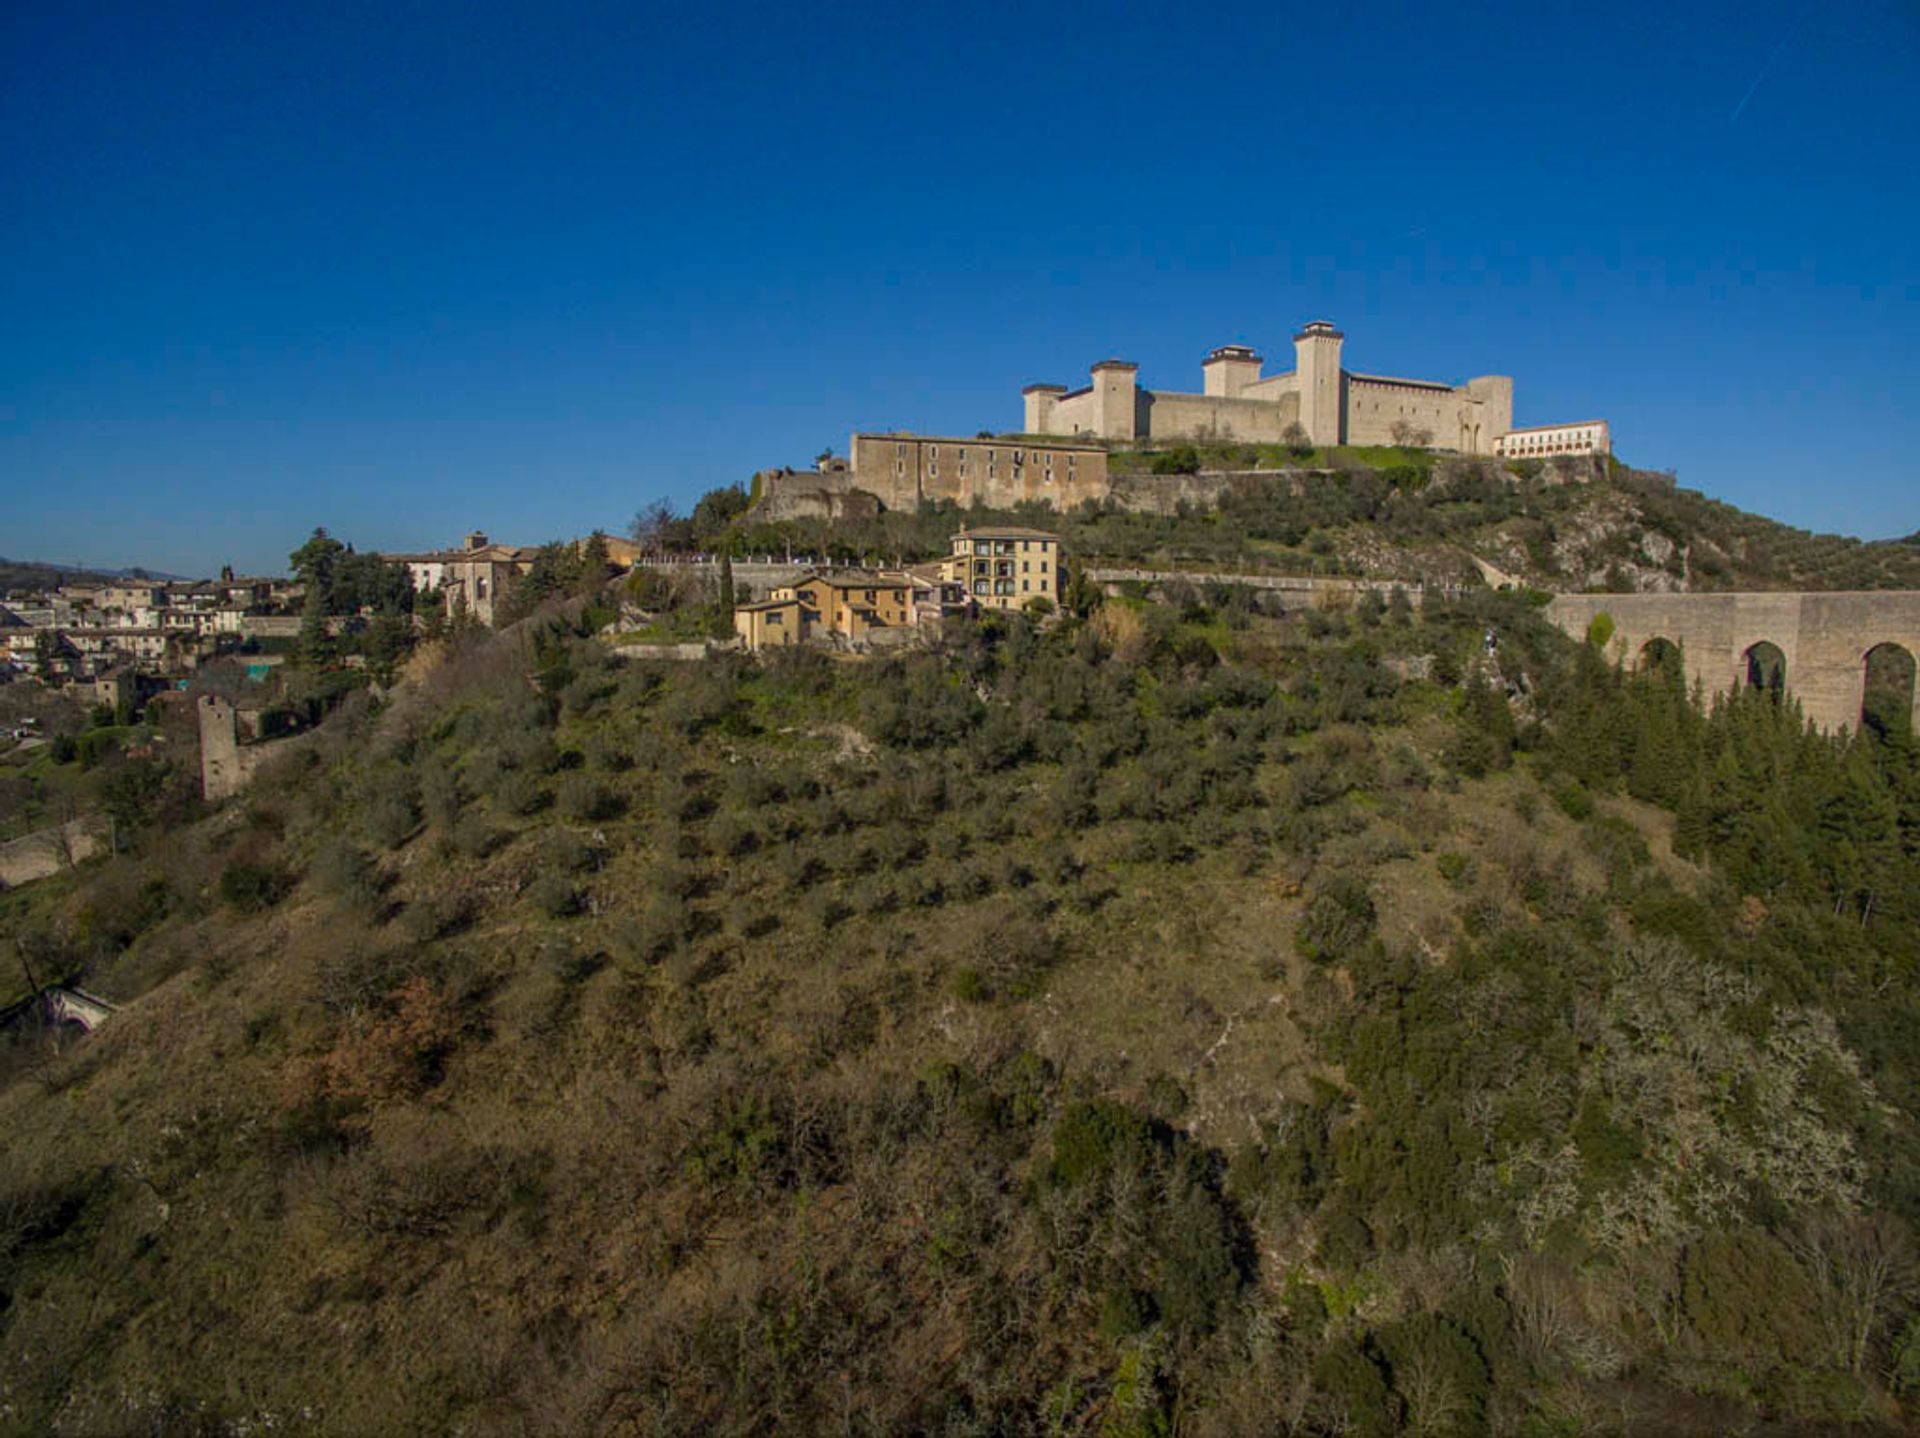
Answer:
0 594 1914 1435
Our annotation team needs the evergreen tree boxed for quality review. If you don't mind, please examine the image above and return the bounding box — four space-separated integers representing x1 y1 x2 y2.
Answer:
577 530 612 595
294 585 335 669
713 551 736 639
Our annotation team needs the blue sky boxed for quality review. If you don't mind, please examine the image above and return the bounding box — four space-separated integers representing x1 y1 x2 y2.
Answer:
3 0 1916 576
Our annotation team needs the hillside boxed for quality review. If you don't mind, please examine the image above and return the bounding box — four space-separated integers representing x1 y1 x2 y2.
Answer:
729 452 1920 595
2 583 1917 1434
0 557 185 593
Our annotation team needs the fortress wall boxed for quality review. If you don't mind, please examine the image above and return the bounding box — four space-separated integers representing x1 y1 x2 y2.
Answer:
1242 373 1298 399
1545 591 1920 733
1046 389 1101 436
1139 390 1299 443
1343 379 1464 445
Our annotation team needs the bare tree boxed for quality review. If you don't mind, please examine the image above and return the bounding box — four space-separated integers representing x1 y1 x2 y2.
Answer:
1790 1212 1918 1375
628 501 678 558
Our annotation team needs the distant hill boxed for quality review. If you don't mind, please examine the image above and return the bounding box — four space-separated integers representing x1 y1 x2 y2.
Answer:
0 556 190 592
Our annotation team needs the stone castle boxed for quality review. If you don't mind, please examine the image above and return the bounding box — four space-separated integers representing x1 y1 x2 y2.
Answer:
1025 321 1515 454
753 320 1609 516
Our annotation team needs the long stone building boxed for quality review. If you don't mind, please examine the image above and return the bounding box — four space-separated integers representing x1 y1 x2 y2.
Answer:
846 433 1109 512
1023 320 1516 455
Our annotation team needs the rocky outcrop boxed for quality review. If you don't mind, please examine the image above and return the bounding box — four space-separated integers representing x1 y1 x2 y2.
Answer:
754 472 884 522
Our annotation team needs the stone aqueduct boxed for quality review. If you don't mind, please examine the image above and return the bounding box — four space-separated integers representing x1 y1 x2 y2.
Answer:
1544 591 1920 734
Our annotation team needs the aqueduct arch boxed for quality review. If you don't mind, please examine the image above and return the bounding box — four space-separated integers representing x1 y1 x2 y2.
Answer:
1743 641 1787 696
1547 591 1920 734
1863 643 1916 738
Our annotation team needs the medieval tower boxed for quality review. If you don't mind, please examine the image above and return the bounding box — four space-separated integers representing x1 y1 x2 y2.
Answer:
1293 321 1344 446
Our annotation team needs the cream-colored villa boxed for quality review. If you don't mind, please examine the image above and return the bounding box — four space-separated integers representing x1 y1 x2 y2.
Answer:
1496 420 1611 460
1025 321 1559 457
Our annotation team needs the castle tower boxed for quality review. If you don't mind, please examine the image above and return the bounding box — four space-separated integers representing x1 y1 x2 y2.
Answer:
1464 375 1514 455
1090 360 1138 440
1202 344 1263 399
1023 383 1067 434
1293 321 1345 446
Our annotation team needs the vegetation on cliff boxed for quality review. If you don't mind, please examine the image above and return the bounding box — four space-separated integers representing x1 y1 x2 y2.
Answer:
2 576 1917 1434
719 454 1920 594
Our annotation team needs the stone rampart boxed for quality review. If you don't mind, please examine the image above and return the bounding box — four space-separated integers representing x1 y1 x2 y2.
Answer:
1545 591 1920 733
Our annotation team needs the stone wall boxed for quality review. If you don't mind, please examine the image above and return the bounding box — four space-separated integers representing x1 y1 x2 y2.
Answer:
198 695 247 802
1545 591 1920 733
848 434 1109 512
1137 390 1301 443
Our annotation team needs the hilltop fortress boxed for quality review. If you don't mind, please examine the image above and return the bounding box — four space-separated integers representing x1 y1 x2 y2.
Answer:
1026 321 1517 453
755 321 1608 516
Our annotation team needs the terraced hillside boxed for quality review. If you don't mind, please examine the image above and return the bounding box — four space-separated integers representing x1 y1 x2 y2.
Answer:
728 453 1920 594
2 583 1917 1435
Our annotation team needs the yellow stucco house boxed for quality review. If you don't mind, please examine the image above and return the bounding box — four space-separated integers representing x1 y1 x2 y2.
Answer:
733 570 915 650
941 527 1063 611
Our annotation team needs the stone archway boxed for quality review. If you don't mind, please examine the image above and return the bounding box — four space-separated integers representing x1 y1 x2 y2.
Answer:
1639 637 1685 679
1743 641 1787 697
1862 643 1916 740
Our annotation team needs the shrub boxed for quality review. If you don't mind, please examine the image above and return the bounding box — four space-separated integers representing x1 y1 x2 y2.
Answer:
364 786 420 849
556 774 622 822
1680 1229 1819 1364
1296 873 1377 962
527 872 581 918
709 812 759 858
317 976 460 1107
219 857 292 913
494 771 548 816
399 888 475 942
1550 778 1594 820
311 841 383 920
446 815 504 861
419 761 464 828
1049 1101 1156 1187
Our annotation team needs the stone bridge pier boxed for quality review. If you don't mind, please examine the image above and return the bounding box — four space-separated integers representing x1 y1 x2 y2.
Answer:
1545 591 1920 733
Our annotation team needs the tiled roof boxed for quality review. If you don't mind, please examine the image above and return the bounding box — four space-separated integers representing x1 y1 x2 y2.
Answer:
953 526 1062 541
790 570 913 590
